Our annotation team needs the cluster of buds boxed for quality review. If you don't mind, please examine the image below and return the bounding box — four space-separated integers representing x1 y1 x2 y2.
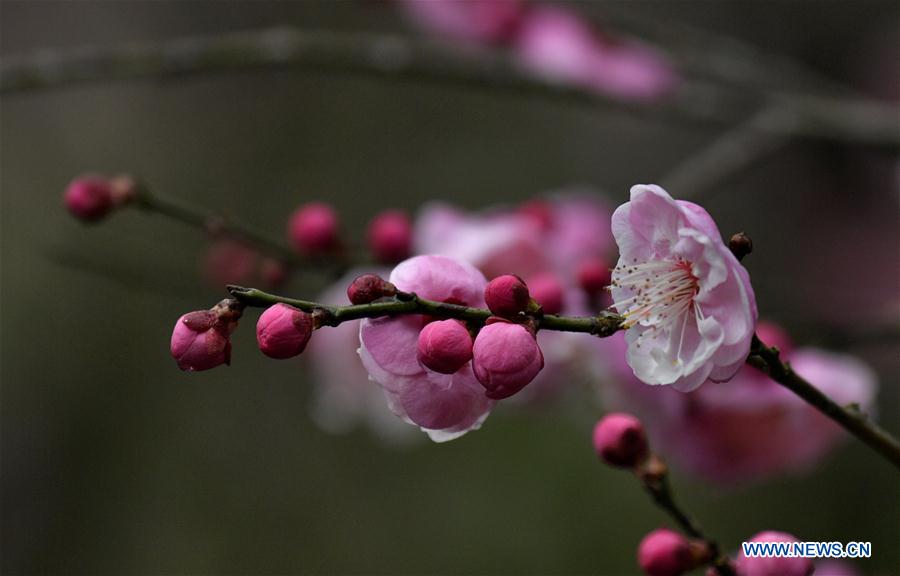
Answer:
287 201 413 265
169 267 554 406
354 272 547 400
593 413 815 576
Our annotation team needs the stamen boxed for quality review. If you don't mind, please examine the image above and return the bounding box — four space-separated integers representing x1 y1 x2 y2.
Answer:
610 258 699 332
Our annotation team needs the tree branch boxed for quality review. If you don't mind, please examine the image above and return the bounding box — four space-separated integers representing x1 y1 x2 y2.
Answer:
3 27 898 145
228 283 900 471
226 284 625 336
131 182 301 265
748 335 900 469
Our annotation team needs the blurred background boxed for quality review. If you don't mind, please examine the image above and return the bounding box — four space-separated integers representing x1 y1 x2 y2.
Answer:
1 1 898 574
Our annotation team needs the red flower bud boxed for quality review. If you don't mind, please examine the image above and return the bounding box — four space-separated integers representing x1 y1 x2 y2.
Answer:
593 413 649 468
484 274 530 317
417 319 473 374
256 303 313 359
347 273 396 304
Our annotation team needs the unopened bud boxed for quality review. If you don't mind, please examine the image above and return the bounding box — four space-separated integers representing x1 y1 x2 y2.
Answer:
347 273 396 304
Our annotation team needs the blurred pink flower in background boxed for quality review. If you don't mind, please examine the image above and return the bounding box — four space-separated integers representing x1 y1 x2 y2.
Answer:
514 6 677 101
306 268 417 443
359 255 495 442
397 1 677 102
600 323 878 485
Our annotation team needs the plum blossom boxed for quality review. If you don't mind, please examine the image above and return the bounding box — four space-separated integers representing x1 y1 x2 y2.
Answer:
359 255 494 442
609 184 757 392
600 323 878 484
514 6 677 102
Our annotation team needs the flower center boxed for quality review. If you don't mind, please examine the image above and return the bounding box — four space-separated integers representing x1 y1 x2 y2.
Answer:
609 258 699 330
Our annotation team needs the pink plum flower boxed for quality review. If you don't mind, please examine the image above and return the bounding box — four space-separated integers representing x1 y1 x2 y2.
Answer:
735 532 814 576
609 184 757 392
256 303 313 359
414 191 614 281
600 324 878 485
359 255 494 442
398 0 524 45
472 318 544 399
306 269 416 443
170 299 242 371
514 6 677 102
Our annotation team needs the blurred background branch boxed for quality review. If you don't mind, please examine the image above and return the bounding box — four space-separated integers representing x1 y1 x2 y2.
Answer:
3 26 898 145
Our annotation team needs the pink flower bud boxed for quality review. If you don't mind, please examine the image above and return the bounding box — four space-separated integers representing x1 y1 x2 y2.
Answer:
64 176 114 222
736 532 814 576
347 273 396 304
638 529 693 576
527 272 565 315
755 321 794 355
256 303 313 359
367 209 413 264
472 319 544 399
170 299 243 371
484 274 530 317
577 257 611 296
288 202 339 254
593 413 649 468
417 320 474 374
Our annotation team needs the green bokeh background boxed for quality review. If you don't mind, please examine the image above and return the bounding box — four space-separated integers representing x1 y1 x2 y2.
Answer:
2 1 898 574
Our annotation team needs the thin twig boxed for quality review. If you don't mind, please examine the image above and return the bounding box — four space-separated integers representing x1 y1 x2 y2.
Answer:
661 106 791 199
133 184 300 264
2 27 898 145
639 457 735 575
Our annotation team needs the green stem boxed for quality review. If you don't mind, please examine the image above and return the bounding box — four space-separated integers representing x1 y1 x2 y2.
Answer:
226 285 625 336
